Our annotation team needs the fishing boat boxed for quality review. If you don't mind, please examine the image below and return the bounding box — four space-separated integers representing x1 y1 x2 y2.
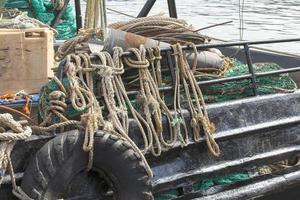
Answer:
0 0 300 200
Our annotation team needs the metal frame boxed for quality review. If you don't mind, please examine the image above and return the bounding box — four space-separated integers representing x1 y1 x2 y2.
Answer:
137 0 178 18
74 0 83 31
116 38 300 96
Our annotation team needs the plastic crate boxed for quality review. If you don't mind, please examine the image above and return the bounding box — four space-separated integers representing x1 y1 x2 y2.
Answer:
0 28 54 95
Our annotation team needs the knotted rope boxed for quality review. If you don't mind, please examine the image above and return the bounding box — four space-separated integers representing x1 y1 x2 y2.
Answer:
124 45 185 156
0 113 33 200
31 83 82 133
87 48 151 176
55 33 93 61
171 43 220 157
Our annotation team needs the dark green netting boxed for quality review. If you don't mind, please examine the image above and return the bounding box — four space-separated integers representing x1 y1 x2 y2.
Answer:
200 60 297 103
155 172 250 200
4 0 76 39
39 78 83 120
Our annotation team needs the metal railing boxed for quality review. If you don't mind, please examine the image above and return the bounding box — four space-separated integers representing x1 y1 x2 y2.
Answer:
120 38 300 96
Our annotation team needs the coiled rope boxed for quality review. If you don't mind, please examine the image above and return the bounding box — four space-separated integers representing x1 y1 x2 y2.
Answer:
109 16 208 45
0 113 33 199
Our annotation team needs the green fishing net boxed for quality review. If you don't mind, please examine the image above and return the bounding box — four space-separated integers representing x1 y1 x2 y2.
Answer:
4 0 76 39
39 78 83 120
200 60 297 103
155 172 250 200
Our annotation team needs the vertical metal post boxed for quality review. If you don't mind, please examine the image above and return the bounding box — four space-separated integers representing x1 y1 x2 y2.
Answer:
51 0 71 28
101 0 108 39
137 0 156 17
167 0 178 18
166 51 176 89
74 0 83 32
244 44 258 96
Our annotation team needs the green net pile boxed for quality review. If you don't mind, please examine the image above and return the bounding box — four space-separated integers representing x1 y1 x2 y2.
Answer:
39 78 84 120
4 0 76 39
199 60 297 103
154 172 250 200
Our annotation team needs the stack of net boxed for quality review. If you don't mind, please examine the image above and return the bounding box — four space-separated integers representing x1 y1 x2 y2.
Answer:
199 60 297 103
4 0 76 39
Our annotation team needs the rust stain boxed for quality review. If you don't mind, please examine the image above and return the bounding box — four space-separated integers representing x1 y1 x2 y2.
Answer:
125 32 147 48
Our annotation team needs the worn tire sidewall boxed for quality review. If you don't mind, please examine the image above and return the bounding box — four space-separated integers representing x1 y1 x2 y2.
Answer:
21 131 151 200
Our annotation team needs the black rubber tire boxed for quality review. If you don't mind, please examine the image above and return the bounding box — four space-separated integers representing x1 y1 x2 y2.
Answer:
21 130 153 200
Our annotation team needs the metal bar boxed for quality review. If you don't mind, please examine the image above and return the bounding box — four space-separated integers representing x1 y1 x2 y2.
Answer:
114 65 300 96
119 38 300 57
166 51 176 88
196 169 300 200
51 0 71 28
178 166 300 200
137 0 156 17
89 37 300 97
153 145 300 193
107 7 136 18
193 21 233 32
244 44 258 96
256 66 300 77
74 0 83 31
167 0 178 18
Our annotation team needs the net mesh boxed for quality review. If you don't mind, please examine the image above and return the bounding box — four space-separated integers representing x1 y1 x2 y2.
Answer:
154 172 250 200
200 60 297 103
4 0 76 39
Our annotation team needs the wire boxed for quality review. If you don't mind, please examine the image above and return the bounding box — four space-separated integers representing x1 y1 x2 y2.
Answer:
0 105 36 124
107 7 136 18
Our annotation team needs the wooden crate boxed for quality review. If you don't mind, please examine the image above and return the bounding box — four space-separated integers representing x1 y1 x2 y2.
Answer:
0 28 54 95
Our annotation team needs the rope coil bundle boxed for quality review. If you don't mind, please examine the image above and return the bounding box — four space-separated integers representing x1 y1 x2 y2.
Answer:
0 113 33 199
109 16 209 45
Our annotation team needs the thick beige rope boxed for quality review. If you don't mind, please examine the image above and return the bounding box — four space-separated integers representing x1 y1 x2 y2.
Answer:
124 45 186 156
171 43 220 157
109 16 208 45
0 113 33 199
89 49 152 176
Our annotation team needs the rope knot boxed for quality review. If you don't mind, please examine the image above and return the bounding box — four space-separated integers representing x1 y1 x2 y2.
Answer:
81 113 99 152
171 117 184 127
144 96 159 114
125 45 150 69
190 117 199 129
47 91 67 116
0 113 23 133
97 65 113 77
